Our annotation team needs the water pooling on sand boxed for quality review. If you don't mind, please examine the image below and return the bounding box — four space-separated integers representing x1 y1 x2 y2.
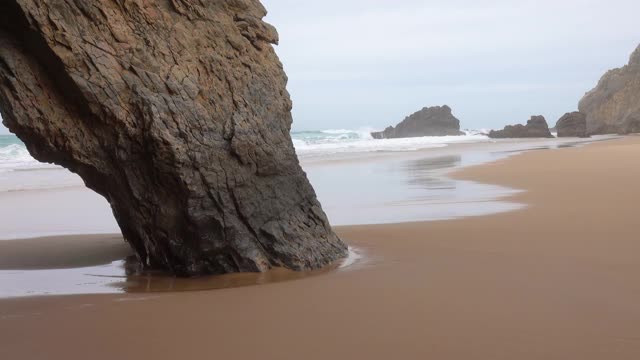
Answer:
0 247 364 299
0 134 617 297
307 151 524 226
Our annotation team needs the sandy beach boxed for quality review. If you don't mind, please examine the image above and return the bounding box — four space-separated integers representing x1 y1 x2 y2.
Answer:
0 137 638 359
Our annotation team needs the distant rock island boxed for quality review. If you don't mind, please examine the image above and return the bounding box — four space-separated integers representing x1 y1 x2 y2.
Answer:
556 112 588 138
579 44 640 134
371 105 464 139
489 116 554 138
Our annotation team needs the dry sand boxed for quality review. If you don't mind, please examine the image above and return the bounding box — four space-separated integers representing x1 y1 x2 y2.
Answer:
2 137 640 359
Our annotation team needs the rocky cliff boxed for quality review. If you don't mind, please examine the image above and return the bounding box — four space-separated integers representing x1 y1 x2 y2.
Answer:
489 116 554 138
371 105 464 139
579 44 640 134
556 112 588 138
0 0 347 276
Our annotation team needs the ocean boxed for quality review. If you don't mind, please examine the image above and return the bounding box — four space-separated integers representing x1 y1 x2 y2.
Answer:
291 128 491 157
0 129 511 243
0 134 56 173
0 130 601 238
0 131 610 297
1 130 492 173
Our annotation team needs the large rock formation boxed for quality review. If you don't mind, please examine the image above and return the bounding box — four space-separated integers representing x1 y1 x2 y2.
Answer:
0 0 347 276
371 105 464 139
579 44 640 134
489 116 554 138
556 112 588 138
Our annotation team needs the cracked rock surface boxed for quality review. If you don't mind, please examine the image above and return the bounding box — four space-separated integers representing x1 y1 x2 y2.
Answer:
579 44 640 135
371 105 464 139
0 0 347 276
556 112 588 138
488 116 554 139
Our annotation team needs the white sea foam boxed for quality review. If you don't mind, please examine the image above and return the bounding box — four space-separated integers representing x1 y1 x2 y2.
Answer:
291 128 490 157
0 142 59 173
1 129 492 173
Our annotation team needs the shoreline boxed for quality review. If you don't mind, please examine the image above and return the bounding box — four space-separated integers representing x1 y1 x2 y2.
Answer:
0 136 608 294
0 136 627 295
2 137 640 359
0 136 614 241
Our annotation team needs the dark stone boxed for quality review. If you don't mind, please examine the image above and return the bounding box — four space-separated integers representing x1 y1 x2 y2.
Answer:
623 116 640 134
0 0 347 276
371 105 464 139
556 112 589 138
579 44 640 135
489 116 554 139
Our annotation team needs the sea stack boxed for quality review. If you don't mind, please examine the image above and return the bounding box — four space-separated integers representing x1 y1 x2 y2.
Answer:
0 1 347 276
372 105 464 139
489 116 554 138
579 44 640 134
556 112 589 138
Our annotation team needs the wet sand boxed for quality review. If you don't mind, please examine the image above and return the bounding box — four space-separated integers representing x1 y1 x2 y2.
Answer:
2 137 640 359
0 234 131 270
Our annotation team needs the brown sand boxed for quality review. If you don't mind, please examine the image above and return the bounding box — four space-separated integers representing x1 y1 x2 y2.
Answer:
2 137 640 359
0 234 131 270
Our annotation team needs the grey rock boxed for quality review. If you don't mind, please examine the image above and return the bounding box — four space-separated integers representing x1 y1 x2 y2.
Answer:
372 105 464 139
579 44 640 135
556 112 589 138
0 0 347 276
489 116 554 138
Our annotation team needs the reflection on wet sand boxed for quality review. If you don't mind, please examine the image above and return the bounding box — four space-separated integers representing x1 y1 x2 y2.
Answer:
380 154 524 218
0 234 363 298
120 261 336 293
308 151 522 226
0 137 617 298
117 247 363 293
403 155 461 192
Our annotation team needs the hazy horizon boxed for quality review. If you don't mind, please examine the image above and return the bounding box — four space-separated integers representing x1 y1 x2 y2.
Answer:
1 0 639 135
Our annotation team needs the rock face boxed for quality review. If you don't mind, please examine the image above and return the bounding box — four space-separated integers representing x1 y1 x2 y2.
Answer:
0 0 347 276
489 116 554 138
371 105 464 139
556 112 588 138
579 44 640 134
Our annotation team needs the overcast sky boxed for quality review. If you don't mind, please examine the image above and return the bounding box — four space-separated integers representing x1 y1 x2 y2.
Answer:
1 0 639 134
263 0 639 131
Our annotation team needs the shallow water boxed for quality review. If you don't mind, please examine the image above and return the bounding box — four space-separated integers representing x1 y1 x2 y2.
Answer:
308 151 523 226
0 135 618 297
0 247 364 298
